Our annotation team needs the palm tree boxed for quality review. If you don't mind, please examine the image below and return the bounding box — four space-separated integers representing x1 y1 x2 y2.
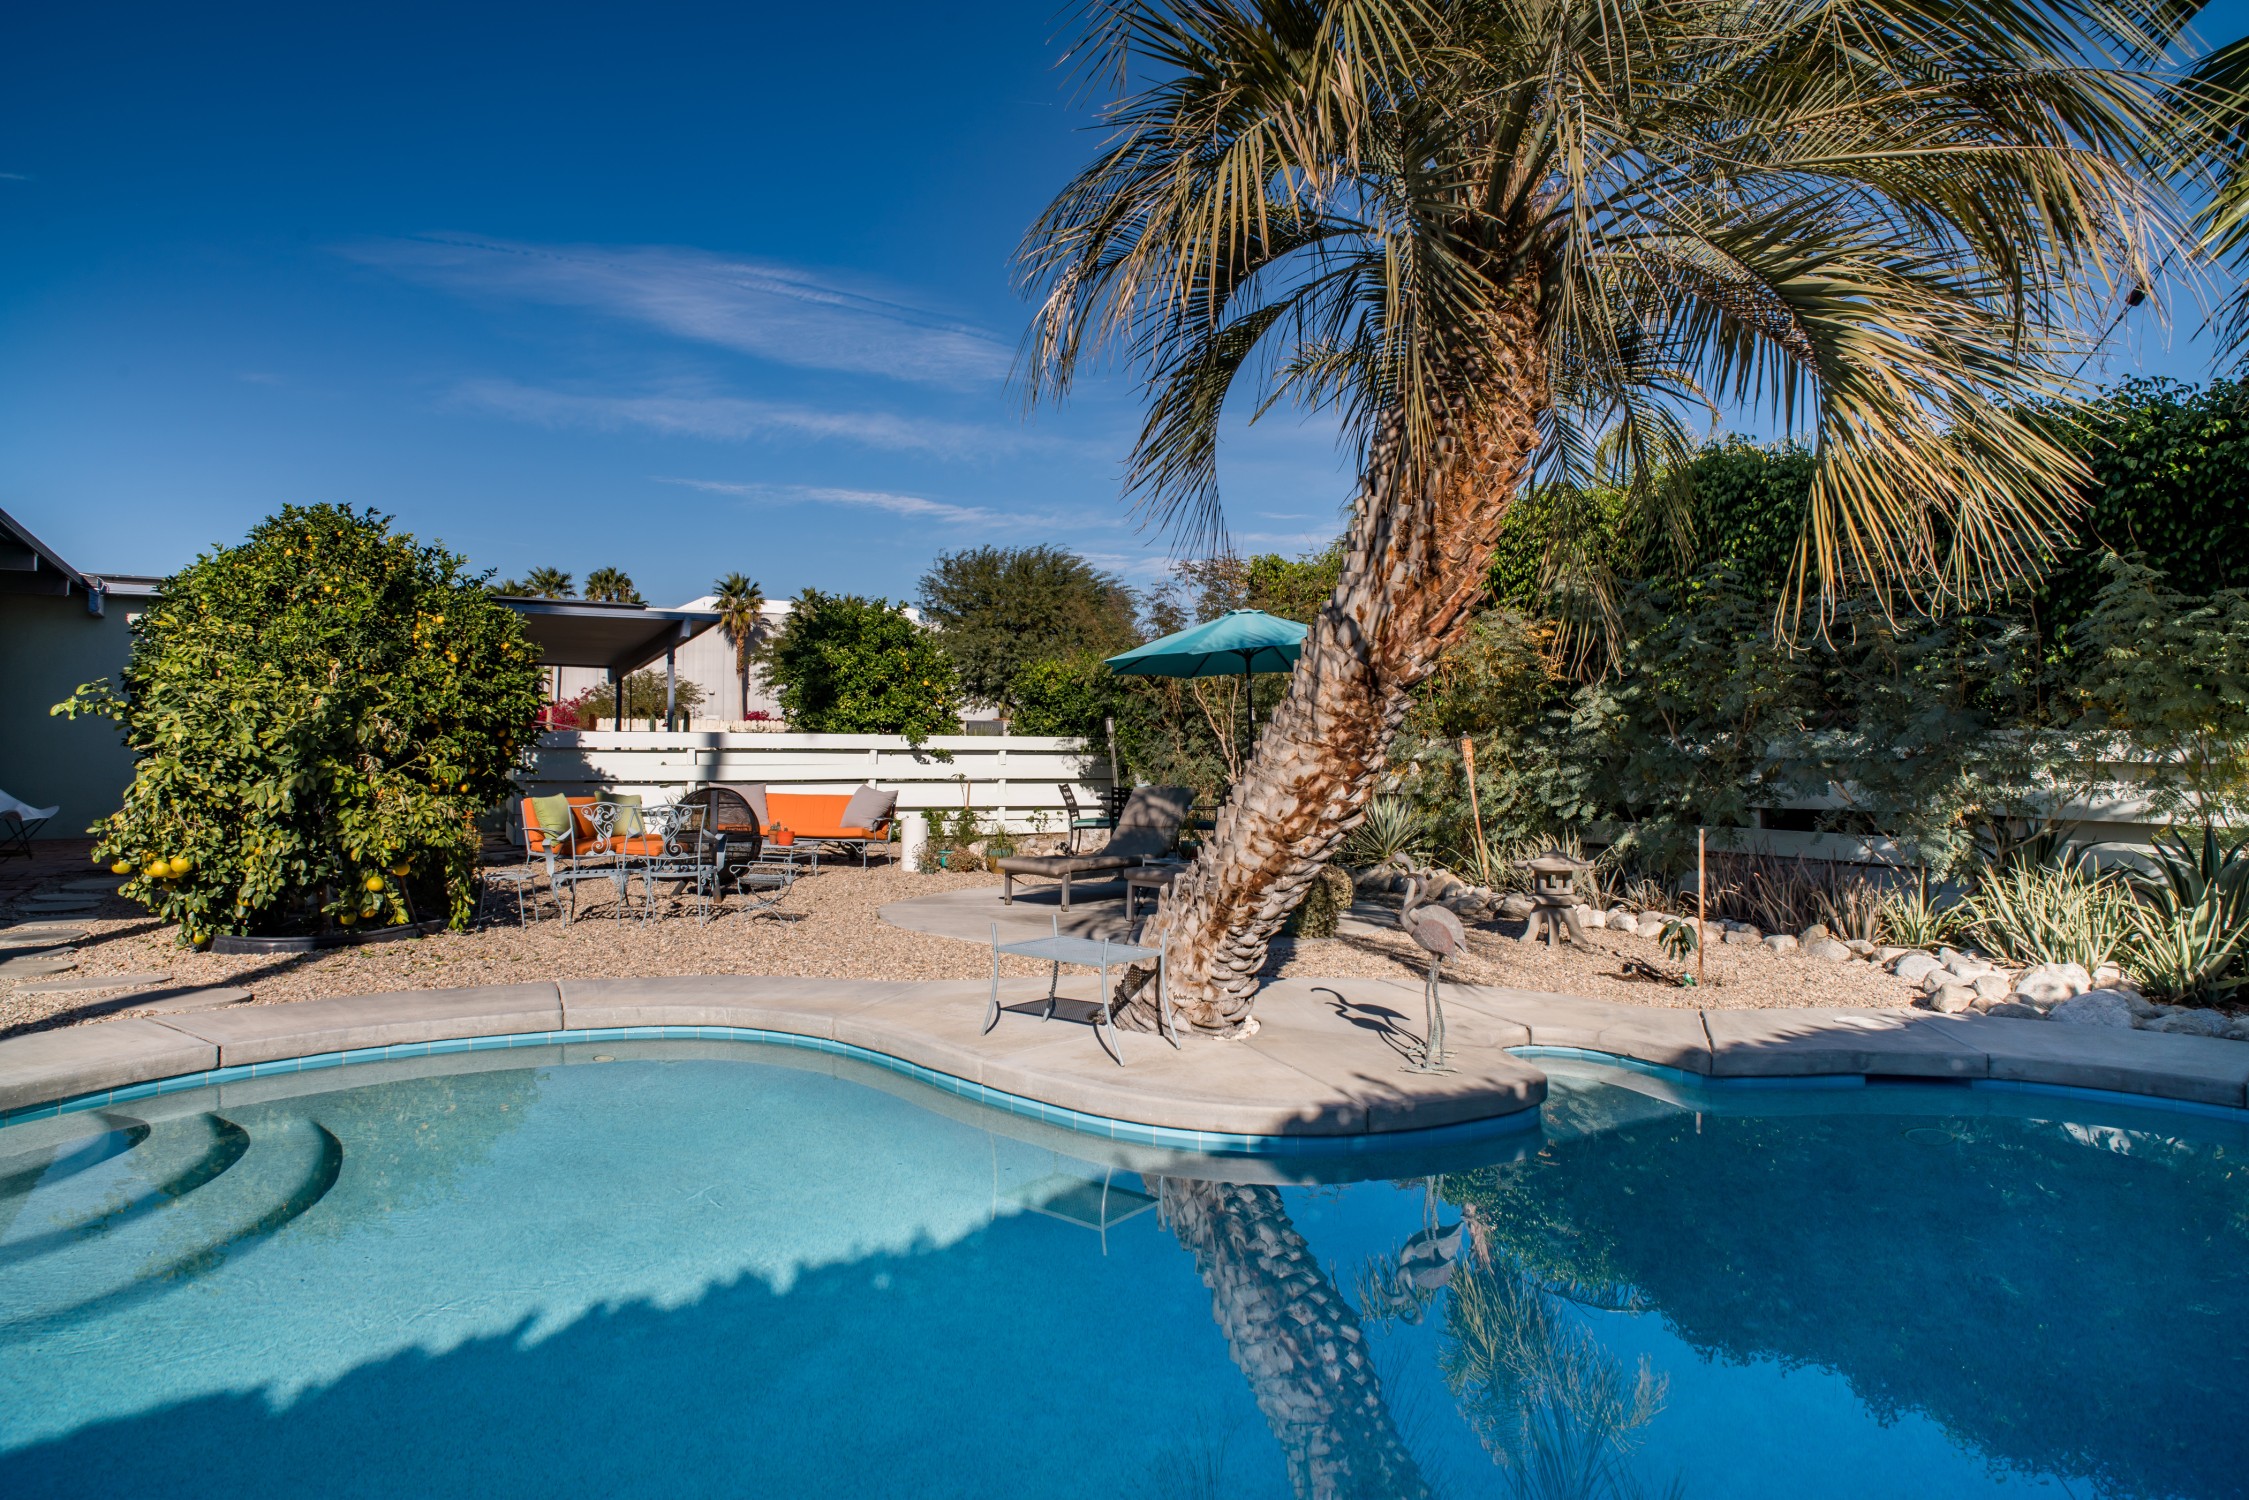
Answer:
525 566 575 599
582 566 643 604
710 571 767 720
1018 0 2176 1034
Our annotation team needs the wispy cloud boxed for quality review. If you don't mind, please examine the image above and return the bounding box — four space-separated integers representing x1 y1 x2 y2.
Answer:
0 172 30 182
345 234 1012 387
660 477 1007 528
652 481 1097 539
449 379 1032 459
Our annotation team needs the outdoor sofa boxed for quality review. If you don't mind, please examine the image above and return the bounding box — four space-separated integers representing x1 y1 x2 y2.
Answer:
995 785 1194 910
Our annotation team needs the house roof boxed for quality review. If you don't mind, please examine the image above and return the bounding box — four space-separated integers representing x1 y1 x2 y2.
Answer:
493 596 723 675
0 505 162 610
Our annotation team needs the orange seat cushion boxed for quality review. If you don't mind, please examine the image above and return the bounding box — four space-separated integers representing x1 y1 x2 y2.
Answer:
765 792 883 840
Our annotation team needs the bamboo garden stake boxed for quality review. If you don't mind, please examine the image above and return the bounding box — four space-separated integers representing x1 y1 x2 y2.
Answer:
1462 736 1492 888
1697 827 1708 988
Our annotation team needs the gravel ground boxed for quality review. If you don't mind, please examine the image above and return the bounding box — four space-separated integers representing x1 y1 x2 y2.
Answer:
0 846 1919 1039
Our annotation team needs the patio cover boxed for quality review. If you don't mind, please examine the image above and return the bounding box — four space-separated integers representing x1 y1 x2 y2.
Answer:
495 597 721 675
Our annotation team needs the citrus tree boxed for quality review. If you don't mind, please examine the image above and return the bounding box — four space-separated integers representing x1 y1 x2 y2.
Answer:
55 503 545 941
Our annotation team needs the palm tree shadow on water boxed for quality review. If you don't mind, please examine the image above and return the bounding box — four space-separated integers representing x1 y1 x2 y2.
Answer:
1154 1177 1681 1500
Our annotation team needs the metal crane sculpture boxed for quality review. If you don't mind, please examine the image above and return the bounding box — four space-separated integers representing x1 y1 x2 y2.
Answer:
1398 879 1465 1073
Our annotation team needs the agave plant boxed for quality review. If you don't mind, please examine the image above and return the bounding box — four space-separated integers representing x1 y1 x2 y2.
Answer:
1346 793 1427 872
1964 858 2134 973
2120 827 2249 1003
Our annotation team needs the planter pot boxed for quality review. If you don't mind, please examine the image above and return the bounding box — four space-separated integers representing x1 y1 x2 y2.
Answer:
210 916 446 955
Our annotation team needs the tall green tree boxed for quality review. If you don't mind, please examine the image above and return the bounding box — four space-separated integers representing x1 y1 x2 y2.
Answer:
917 545 1139 711
709 571 768 719
762 590 961 740
1018 0 2177 1033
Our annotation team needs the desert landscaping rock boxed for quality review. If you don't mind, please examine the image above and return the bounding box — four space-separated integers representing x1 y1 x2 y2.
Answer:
1723 926 1762 945
1799 924 1831 944
1927 983 1976 1014
1634 914 1667 939
1893 952 1943 984
1806 938 1854 963
1987 1001 2044 1018
1972 974 2013 1003
2017 963 2093 1004
2151 1009 2233 1037
2050 990 2137 1027
1761 933 1799 955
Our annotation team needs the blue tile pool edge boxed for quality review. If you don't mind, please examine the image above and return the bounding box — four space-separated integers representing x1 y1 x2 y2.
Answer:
1510 1044 2249 1121
0 1026 1544 1158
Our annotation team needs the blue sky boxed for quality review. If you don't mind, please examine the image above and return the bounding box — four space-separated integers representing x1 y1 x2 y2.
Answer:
1 1 2241 605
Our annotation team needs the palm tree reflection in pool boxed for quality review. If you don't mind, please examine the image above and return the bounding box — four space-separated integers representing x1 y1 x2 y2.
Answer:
1159 1177 1433 1500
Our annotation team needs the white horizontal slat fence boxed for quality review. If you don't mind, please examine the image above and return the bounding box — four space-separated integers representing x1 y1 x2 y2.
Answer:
520 731 1114 834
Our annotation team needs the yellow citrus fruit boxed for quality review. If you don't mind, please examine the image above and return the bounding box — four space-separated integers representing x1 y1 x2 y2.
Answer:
363 874 385 893
144 859 168 878
389 864 410 878
338 912 358 927
167 856 193 877
111 860 134 875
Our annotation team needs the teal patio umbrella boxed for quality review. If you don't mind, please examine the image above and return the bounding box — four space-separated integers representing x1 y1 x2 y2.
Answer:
1105 608 1308 738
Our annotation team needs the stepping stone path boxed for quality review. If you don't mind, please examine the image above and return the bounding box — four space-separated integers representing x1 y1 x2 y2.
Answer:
20 895 101 912
0 955 77 979
15 972 171 995
0 925 87 953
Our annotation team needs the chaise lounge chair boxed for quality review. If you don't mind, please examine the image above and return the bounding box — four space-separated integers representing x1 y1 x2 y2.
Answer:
995 785 1193 910
0 789 58 860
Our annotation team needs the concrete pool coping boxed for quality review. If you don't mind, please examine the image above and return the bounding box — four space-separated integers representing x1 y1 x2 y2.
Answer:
3 975 2247 1141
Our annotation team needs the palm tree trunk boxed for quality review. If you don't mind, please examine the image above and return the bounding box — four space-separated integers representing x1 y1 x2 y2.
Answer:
1161 1177 1433 1500
1132 331 1548 1034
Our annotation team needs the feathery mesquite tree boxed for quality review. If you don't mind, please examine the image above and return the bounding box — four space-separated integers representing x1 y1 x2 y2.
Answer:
1018 0 2180 1033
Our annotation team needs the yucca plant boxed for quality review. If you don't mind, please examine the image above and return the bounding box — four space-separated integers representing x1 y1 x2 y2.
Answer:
1881 871 1966 949
1815 879 1889 944
1964 860 2134 973
2120 827 2249 1003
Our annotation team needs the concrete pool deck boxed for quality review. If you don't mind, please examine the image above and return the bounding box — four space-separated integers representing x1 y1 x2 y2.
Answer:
3 974 2247 1140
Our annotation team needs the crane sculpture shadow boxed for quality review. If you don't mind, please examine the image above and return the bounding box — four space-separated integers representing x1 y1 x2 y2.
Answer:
1398 879 1465 1074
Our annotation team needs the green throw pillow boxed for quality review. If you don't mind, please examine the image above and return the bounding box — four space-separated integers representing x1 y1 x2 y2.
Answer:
529 795 575 841
597 792 643 837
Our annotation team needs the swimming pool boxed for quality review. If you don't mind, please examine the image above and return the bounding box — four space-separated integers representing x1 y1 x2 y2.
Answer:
2 1040 2243 1498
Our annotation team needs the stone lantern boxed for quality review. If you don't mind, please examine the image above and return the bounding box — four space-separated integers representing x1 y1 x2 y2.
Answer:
1517 850 1594 948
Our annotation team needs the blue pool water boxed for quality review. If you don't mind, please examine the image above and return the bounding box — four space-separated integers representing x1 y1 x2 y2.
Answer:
2 1041 2245 1499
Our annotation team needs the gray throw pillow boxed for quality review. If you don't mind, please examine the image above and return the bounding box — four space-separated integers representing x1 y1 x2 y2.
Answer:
723 782 769 826
840 783 897 832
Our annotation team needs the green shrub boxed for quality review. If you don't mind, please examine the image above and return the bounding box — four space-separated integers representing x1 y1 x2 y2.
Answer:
762 590 961 741
55 503 544 939
1282 865 1355 937
1007 652 1116 738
